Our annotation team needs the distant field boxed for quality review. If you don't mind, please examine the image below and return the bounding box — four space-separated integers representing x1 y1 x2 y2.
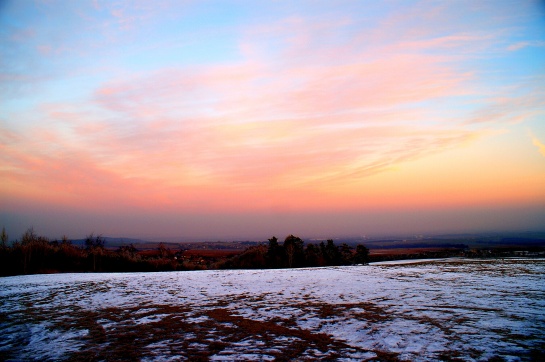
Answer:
137 248 241 264
182 249 241 257
369 247 457 255
1 258 544 361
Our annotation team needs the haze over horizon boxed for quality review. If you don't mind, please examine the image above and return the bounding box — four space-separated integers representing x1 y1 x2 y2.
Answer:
1 1 545 241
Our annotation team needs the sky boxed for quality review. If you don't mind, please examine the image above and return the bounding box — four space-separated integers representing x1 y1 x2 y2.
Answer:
1 0 545 241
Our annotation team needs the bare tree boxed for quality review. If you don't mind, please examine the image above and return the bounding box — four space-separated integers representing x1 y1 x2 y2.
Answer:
157 242 171 258
284 235 304 268
85 234 105 271
1 227 7 249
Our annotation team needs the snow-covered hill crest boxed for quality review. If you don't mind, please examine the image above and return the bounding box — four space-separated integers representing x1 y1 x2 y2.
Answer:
1 258 544 361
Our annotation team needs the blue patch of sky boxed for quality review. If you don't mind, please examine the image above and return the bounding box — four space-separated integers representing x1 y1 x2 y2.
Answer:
1 71 108 130
473 51 544 91
120 32 242 71
509 45 545 74
111 3 251 71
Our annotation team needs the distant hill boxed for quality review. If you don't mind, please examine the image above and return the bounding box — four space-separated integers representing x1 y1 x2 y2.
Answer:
70 237 152 249
320 231 545 250
68 231 545 251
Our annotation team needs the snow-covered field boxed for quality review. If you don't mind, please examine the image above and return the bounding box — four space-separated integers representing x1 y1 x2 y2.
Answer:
1 258 544 361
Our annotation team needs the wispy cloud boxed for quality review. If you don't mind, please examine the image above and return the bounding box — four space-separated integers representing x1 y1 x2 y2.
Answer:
464 76 545 125
530 132 545 158
507 40 545 51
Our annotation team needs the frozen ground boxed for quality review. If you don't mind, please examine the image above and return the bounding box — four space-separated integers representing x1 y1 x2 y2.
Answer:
0 258 544 361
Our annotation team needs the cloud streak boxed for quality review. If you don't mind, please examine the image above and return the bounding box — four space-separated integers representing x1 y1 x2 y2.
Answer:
530 132 545 158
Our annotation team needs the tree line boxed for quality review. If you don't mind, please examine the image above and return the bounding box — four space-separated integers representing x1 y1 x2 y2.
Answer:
0 227 182 276
0 228 369 277
216 235 369 269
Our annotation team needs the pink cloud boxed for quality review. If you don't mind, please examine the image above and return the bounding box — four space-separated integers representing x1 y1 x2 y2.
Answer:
507 40 545 51
68 10 489 201
465 78 545 125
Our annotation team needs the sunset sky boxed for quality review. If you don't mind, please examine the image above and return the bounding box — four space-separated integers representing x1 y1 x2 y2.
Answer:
1 1 545 241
